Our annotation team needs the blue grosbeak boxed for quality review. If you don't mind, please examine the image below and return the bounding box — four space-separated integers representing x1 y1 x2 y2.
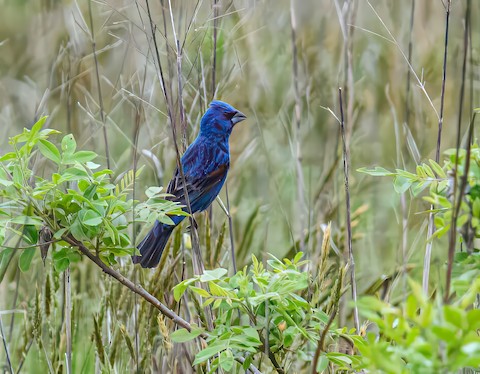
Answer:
133 101 246 267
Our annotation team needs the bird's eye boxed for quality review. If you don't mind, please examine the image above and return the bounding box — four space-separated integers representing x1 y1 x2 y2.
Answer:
224 111 235 119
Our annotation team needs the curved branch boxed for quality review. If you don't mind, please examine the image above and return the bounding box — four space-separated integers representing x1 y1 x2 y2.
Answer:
63 235 204 335
63 235 264 373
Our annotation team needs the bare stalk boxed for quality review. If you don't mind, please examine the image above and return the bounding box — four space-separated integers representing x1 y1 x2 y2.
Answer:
404 0 415 125
0 316 13 374
401 0 415 298
225 183 237 274
339 88 359 332
144 0 202 273
212 0 219 99
131 63 146 369
434 0 451 163
445 0 471 303
290 0 306 253
446 115 475 302
87 0 110 169
423 0 451 294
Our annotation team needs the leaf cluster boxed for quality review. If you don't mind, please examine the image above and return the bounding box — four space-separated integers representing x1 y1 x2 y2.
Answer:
0 118 186 274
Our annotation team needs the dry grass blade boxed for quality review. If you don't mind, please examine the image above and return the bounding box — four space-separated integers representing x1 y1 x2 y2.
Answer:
338 87 359 332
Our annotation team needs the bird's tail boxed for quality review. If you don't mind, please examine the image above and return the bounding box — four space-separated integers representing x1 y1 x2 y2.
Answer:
132 221 175 268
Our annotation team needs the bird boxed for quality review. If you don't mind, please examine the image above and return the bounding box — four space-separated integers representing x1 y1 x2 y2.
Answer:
132 100 246 268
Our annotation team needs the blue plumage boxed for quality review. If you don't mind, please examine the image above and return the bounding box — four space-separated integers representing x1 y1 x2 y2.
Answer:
132 101 246 268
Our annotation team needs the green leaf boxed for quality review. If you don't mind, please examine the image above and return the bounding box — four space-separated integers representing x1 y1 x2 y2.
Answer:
30 116 47 136
12 164 23 185
19 247 36 272
37 139 61 164
357 167 394 176
0 248 15 283
411 181 428 196
393 175 412 194
73 151 97 162
59 167 89 182
429 159 446 178
145 186 164 198
53 228 68 240
316 354 329 372
0 152 17 162
0 168 13 186
10 216 44 226
200 268 228 282
80 210 103 226
86 161 101 169
170 327 203 343
422 163 435 178
70 219 88 241
189 286 210 298
444 305 465 330
472 198 480 218
431 325 455 342
22 225 38 245
467 309 480 330
193 343 226 365
173 279 196 301
54 257 70 272
64 150 97 164
219 349 234 371
61 134 76 156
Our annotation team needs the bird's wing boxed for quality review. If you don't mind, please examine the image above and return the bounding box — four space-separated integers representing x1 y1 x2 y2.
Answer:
166 162 228 212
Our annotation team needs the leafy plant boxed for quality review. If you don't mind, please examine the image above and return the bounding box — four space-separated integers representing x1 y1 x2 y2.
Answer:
358 143 480 245
0 117 186 275
354 279 480 373
171 252 362 373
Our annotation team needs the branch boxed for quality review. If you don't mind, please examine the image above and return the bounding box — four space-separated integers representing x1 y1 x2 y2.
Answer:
62 235 203 335
63 235 264 373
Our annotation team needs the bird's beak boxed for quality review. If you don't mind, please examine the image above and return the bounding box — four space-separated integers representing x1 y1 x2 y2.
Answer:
231 110 247 125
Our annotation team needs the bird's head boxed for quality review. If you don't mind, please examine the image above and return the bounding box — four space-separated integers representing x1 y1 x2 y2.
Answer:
200 100 246 137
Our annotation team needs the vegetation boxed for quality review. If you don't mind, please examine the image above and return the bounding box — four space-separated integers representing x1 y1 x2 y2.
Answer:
0 1 479 373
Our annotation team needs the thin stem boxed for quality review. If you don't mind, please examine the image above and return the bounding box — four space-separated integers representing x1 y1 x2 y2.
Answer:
446 114 475 302
16 338 33 373
8 267 20 342
87 0 110 169
144 0 203 276
311 308 336 374
212 0 219 99
0 316 14 374
290 0 306 253
339 87 359 332
401 0 415 299
225 183 237 274
404 0 415 125
445 0 471 303
132 65 145 371
175 38 188 151
64 268 72 374
435 0 451 163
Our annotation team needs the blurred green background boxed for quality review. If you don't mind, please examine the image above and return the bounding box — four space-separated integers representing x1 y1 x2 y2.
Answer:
0 0 478 372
